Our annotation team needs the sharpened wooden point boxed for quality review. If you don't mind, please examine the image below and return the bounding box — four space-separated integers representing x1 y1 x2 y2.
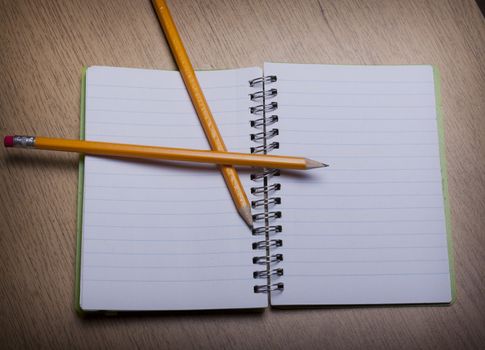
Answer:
238 205 253 228
305 158 328 169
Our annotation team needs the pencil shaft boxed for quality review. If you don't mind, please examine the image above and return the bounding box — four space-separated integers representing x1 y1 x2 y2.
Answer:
151 0 252 225
31 137 309 169
152 0 226 152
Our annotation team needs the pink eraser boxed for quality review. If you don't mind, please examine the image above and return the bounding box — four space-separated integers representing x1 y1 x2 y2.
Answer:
4 135 14 147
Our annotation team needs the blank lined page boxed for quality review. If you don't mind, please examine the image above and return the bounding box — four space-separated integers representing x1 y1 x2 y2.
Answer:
80 66 266 311
265 63 452 305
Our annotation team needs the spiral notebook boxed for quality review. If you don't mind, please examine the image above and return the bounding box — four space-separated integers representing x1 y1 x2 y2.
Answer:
75 63 454 312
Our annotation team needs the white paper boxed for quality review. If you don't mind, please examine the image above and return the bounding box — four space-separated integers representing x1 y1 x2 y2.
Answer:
264 63 452 305
80 66 267 311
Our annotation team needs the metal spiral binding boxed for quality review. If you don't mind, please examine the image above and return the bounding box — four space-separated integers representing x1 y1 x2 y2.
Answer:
252 211 282 222
249 88 277 101
252 225 282 236
253 268 284 279
252 239 283 250
254 282 284 294
249 75 284 294
251 197 281 209
251 183 280 195
251 115 278 128
251 129 279 142
249 75 277 87
253 254 283 264
250 168 280 181
250 101 278 115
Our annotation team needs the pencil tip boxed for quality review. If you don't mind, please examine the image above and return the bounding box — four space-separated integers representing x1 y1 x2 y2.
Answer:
238 205 253 228
305 158 329 169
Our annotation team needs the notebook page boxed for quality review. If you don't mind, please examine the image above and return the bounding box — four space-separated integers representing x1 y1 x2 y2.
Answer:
265 63 452 305
80 66 266 311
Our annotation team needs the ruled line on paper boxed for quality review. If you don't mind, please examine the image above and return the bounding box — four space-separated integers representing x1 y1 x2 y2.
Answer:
84 264 252 269
85 172 221 177
283 194 443 198
283 272 449 277
84 198 231 203
88 120 248 127
285 259 448 265
322 168 440 171
281 220 443 224
85 224 245 229
302 157 439 160
88 83 249 90
84 228 245 235
84 251 252 256
277 78 433 84
87 95 249 103
84 278 255 283
280 129 436 133
278 104 435 108
281 246 447 250
84 211 240 216
281 180 441 185
85 184 227 190
87 134 248 140
282 233 444 237
280 117 436 121
284 259 448 264
281 206 443 210
283 142 437 146
279 91 434 96
87 110 244 118
277 113 436 118
84 237 252 242
86 108 247 115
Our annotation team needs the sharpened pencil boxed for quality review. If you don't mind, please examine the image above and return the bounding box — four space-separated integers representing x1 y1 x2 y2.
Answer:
151 0 254 227
4 135 328 170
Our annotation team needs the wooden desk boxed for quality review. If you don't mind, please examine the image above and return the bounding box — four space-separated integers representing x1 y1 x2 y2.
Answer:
1 0 484 348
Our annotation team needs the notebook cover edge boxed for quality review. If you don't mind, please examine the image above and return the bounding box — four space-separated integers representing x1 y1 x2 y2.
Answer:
433 65 456 304
74 66 88 316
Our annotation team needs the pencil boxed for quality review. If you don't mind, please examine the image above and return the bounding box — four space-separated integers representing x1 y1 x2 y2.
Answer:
151 0 254 227
4 135 327 170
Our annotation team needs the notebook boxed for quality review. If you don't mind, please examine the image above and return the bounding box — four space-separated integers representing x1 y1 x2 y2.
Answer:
75 63 454 312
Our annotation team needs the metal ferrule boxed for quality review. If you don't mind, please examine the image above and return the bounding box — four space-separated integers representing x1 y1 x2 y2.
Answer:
13 135 36 148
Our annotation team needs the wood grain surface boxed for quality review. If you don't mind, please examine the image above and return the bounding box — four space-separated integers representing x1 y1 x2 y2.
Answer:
1 0 484 349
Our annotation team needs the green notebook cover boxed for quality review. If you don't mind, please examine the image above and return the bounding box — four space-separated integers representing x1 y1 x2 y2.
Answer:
434 66 456 303
74 66 455 314
74 67 87 315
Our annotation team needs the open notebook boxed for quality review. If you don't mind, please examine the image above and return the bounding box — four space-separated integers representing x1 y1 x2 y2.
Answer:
76 63 454 312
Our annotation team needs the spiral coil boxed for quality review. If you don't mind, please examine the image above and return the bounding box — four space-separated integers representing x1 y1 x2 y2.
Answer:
254 282 284 294
252 225 282 236
251 115 278 129
251 197 281 209
249 75 284 294
250 168 280 181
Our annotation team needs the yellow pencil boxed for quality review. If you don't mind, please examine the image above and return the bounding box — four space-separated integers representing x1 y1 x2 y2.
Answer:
4 135 327 170
151 0 254 226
